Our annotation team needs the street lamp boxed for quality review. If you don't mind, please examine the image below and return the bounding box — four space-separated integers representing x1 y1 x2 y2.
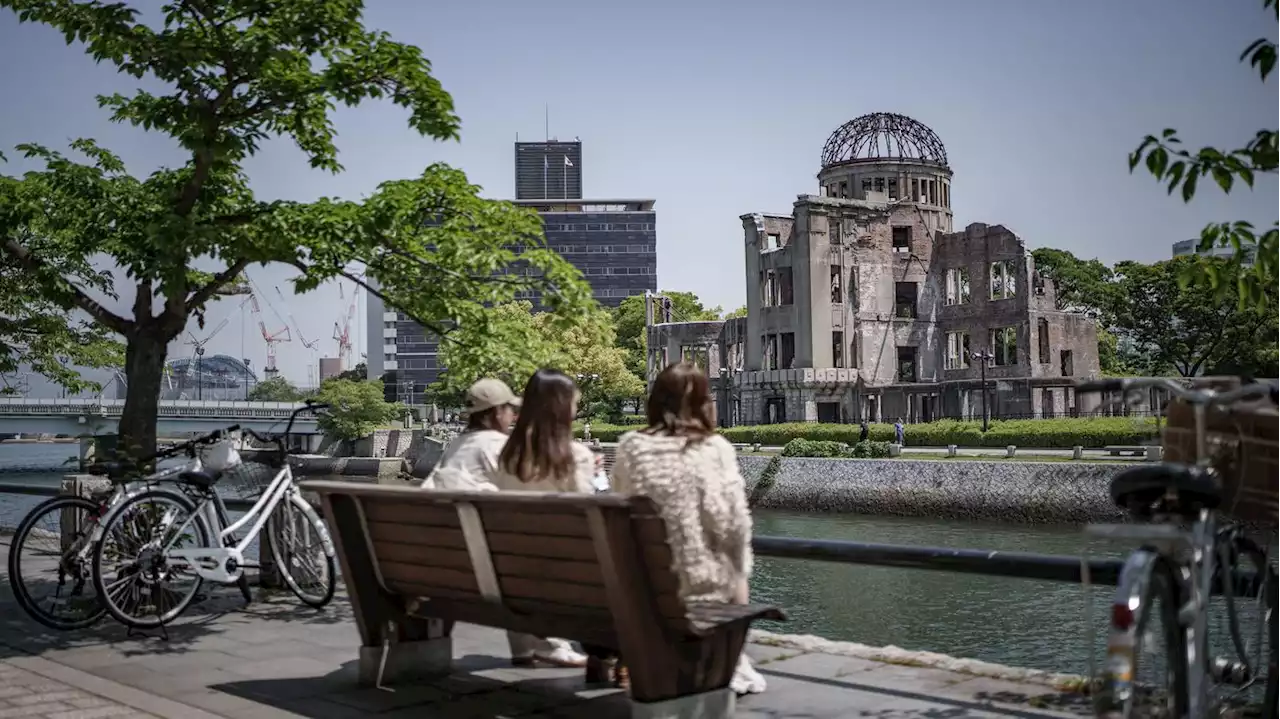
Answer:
243 358 252 401
970 350 995 432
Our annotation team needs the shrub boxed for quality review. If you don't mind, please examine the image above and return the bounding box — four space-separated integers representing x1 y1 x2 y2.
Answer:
780 439 849 457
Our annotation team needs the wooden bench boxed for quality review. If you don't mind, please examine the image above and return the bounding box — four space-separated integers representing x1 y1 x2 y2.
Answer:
301 480 786 719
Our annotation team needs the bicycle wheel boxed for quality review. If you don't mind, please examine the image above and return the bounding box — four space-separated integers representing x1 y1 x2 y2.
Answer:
1095 552 1188 719
6 496 108 630
266 492 335 608
1210 535 1277 715
91 489 212 629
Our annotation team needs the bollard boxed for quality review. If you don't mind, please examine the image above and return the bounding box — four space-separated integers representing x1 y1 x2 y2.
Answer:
752 443 762 453
1006 445 1017 458
1145 445 1163 462
1072 445 1084 460
888 443 902 457
946 445 958 458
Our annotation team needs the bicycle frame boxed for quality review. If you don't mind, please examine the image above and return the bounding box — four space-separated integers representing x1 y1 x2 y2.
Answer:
81 462 196 560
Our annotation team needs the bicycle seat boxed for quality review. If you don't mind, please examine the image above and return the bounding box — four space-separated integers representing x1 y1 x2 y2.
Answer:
178 470 219 489
1109 463 1221 516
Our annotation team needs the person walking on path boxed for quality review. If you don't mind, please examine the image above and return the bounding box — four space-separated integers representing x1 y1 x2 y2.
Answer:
858 419 869 443
894 418 906 446
491 369 596 668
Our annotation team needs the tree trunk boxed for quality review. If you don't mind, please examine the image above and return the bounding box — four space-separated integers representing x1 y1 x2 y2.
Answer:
117 332 169 461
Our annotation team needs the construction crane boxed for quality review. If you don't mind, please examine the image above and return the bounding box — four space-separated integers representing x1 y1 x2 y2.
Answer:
332 282 358 370
249 292 291 378
277 285 321 385
183 317 231 400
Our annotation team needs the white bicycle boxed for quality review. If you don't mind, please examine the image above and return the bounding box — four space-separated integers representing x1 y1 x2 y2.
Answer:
89 402 336 629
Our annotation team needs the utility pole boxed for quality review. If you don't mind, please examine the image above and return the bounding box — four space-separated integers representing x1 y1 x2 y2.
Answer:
970 350 995 432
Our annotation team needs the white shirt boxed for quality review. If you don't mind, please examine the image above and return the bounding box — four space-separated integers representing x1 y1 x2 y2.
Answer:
421 429 506 491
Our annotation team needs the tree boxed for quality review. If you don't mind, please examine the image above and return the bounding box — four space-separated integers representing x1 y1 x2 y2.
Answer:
1 232 123 393
336 362 367 382
612 291 722 377
247 375 303 402
1030 248 1116 319
723 305 748 319
1111 256 1277 377
434 301 644 407
0 1 592 457
1127 0 1277 308
315 378 403 441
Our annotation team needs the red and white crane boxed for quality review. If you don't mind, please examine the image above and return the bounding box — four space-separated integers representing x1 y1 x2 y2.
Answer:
332 282 358 370
249 291 291 378
276 285 321 385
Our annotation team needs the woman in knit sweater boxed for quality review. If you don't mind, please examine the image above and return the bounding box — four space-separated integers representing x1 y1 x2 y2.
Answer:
606 362 767 695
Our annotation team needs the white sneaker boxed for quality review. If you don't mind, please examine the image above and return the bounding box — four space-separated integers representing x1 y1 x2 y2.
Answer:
730 653 766 695
532 638 587 667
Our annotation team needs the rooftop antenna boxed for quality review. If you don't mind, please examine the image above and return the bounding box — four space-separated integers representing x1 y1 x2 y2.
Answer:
544 104 549 142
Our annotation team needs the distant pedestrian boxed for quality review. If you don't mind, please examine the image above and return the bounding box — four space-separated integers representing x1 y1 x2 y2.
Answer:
894 418 905 446
858 420 869 443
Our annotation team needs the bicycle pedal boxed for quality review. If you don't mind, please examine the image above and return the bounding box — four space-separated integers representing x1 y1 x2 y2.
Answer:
1209 657 1251 685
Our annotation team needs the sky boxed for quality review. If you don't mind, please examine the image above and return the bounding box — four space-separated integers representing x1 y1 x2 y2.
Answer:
1 0 1276 392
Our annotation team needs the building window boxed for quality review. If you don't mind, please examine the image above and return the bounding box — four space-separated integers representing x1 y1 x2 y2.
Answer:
832 330 844 368
887 177 899 200
1061 349 1074 377
990 326 1018 366
945 331 970 370
779 267 794 305
780 333 796 369
1037 318 1051 364
817 402 841 423
861 178 872 193
765 233 780 249
894 282 917 319
838 181 848 199
897 347 918 382
764 397 786 424
830 265 843 304
764 334 778 370
681 345 708 369
892 226 911 253
911 178 921 202
990 260 1017 300
874 177 886 193
945 268 970 305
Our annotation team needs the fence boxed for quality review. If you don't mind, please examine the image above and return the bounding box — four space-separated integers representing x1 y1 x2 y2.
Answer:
0 478 1274 711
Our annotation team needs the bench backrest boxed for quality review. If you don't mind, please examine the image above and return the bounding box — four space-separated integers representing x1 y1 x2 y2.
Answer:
301 481 693 640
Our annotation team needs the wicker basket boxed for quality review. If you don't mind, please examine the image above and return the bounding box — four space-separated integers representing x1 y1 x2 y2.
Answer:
1162 388 1279 526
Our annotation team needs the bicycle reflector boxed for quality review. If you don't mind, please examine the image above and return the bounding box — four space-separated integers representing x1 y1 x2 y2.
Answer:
1111 603 1135 630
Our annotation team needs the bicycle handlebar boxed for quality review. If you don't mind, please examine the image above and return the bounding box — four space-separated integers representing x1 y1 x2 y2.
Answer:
86 425 240 478
1077 377 1277 408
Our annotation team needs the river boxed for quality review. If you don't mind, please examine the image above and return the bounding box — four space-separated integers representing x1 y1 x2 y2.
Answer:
0 442 1269 679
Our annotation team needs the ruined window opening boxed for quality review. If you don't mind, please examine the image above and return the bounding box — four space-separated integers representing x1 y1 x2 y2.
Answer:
832 330 844 368
830 265 843 304
850 334 859 369
830 218 842 243
945 331 970 370
861 178 872 193
887 178 899 200
945 267 971 305
765 233 780 250
928 180 937 206
989 260 1017 300
873 177 885 193
817 402 841 423
897 346 918 382
780 333 796 369
943 183 950 208
838 181 848 199
1037 318 1051 364
1060 349 1074 377
763 334 778 370
989 326 1018 366
911 178 922 203
681 345 708 369
1041 388 1055 418
764 397 786 424
892 226 912 253
779 267 794 306
894 282 918 319
761 270 775 307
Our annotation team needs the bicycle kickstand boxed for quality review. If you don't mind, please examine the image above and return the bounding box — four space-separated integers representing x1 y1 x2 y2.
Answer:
236 573 253 606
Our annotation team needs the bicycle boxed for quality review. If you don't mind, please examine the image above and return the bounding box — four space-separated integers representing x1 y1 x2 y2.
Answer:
1077 377 1277 719
6 428 237 630
89 401 337 630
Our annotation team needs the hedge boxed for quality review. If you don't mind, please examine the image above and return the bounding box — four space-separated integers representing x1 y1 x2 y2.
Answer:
781 438 892 458
576 416 1159 448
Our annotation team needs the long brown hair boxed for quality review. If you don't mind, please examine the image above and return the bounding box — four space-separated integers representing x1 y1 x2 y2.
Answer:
499 369 579 484
646 362 716 438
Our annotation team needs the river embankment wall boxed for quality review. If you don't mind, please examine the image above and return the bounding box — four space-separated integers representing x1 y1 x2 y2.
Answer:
739 456 1129 524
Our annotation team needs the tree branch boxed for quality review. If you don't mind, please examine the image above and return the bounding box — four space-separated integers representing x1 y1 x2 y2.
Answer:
286 260 459 346
185 257 250 314
1 237 131 335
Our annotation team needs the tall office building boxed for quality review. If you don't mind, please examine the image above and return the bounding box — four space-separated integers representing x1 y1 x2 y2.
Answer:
370 138 657 407
515 141 582 200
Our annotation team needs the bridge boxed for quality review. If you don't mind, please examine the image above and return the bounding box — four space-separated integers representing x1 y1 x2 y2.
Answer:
0 397 322 437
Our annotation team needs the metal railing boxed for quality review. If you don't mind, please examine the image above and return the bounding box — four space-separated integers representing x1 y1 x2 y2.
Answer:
0 397 313 420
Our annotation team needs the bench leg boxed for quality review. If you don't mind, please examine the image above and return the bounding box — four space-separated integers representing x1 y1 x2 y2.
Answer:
357 617 454 687
625 626 746 719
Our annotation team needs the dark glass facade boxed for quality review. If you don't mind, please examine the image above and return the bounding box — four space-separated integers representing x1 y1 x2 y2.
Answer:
515 142 582 200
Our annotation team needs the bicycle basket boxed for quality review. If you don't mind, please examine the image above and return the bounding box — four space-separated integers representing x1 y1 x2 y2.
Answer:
1163 390 1279 525
218 462 277 500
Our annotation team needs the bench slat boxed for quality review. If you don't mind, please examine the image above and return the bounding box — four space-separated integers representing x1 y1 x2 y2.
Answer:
381 561 479 594
367 522 467 550
374 543 473 571
364 502 460 528
487 533 595 561
477 508 591 538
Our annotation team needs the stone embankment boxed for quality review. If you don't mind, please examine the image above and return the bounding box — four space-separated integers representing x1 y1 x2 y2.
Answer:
739 455 1127 524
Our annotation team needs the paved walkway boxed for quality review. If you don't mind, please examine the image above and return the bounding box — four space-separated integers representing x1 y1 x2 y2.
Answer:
1 536 1090 718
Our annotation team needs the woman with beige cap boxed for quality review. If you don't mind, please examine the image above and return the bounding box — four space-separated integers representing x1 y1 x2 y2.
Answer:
421 378 521 490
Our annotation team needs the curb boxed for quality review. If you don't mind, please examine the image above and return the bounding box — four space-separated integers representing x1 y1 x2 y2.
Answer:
1 654 224 719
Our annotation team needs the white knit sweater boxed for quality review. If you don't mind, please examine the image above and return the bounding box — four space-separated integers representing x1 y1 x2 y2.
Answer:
611 431 753 604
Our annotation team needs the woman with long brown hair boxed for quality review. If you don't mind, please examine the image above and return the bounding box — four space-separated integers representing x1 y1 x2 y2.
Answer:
488 368 595 667
604 361 766 694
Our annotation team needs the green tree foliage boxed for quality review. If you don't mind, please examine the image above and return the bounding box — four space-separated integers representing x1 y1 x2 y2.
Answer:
335 362 367 382
723 305 748 319
434 301 644 407
247 375 304 402
1127 0 1278 308
1111 256 1277 377
315 378 403 441
612 291 722 377
0 1 591 456
1030 247 1134 374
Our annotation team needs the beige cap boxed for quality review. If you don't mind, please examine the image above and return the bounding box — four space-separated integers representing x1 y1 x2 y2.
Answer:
466 378 521 414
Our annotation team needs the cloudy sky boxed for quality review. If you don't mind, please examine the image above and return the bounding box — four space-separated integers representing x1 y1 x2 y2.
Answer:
1 0 1275 393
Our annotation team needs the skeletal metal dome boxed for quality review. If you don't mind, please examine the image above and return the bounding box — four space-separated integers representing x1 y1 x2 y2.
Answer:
820 112 948 169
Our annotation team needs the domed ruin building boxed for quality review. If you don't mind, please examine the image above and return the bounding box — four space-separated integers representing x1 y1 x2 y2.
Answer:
648 113 1101 426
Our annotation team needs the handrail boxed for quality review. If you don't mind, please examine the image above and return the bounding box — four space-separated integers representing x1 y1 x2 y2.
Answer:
0 397 320 419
